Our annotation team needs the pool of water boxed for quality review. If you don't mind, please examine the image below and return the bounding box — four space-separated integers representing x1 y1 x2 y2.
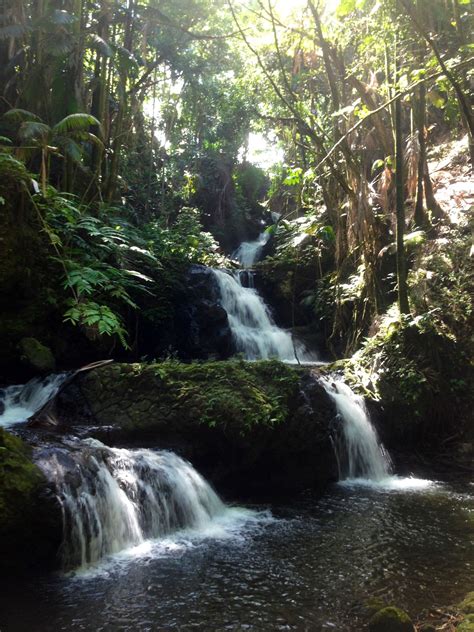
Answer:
1 478 472 631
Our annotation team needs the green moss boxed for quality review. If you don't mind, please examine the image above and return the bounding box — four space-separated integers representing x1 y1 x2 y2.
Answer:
369 606 414 632
0 428 44 535
459 593 474 615
84 359 300 435
364 597 388 618
19 337 56 372
457 614 474 632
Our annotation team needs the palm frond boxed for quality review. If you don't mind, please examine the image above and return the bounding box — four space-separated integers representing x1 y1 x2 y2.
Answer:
87 34 113 58
18 121 51 142
3 108 42 123
0 24 31 39
57 137 83 163
53 113 101 135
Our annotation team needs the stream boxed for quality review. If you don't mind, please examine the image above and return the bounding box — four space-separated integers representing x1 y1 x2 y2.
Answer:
0 235 472 631
0 476 472 631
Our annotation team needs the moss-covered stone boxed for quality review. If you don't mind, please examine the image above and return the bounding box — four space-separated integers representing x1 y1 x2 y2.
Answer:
459 593 474 615
80 359 299 433
0 428 61 569
19 337 56 372
369 606 415 632
0 428 43 526
363 597 389 618
57 360 338 496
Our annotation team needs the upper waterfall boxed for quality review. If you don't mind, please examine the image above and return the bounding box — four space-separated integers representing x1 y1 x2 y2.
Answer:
213 269 314 362
36 440 227 569
215 231 318 363
232 232 270 267
323 379 392 481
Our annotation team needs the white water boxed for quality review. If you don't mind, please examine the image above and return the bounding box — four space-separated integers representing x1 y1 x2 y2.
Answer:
213 269 314 362
36 440 243 569
232 231 270 267
323 380 393 482
0 373 69 427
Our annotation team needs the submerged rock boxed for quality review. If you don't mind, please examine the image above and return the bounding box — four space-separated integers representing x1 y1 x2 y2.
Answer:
369 606 415 632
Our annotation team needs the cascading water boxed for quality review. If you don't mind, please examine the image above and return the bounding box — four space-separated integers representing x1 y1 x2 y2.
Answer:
213 269 312 362
232 231 270 267
215 232 317 362
36 439 227 569
323 379 392 481
0 373 69 428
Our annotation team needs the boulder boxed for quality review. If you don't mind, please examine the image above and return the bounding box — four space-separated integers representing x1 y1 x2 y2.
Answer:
369 607 415 632
54 360 338 497
19 337 56 373
0 428 62 570
174 265 235 359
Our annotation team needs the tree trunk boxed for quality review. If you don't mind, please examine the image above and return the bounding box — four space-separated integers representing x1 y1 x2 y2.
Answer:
414 83 429 228
395 95 410 314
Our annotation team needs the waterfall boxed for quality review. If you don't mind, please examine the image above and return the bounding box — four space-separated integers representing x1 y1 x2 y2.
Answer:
213 268 313 362
36 440 226 569
0 373 69 428
232 232 269 267
323 379 392 481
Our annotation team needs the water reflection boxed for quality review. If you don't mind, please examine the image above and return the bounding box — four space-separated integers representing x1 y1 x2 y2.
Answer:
1 480 472 632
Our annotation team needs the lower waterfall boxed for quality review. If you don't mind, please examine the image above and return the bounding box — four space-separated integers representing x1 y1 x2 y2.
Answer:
36 440 226 569
323 379 393 481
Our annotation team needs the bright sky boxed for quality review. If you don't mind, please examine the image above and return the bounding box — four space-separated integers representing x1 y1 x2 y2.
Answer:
246 132 285 168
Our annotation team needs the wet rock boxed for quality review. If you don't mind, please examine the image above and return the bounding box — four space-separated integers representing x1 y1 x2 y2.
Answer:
54 361 338 497
0 428 62 570
174 265 234 359
19 337 56 373
369 606 415 632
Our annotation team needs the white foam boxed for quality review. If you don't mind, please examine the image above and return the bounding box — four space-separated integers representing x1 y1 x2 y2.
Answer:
66 506 274 580
338 476 437 491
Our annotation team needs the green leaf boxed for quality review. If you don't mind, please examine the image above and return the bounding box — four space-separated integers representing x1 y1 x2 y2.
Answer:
87 34 113 58
336 0 356 17
0 24 30 39
371 159 385 173
3 108 42 123
53 113 101 135
18 121 51 142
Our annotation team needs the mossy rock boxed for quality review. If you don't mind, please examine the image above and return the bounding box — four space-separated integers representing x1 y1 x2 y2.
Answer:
19 337 56 373
0 428 61 569
78 359 301 434
459 593 474 615
0 428 43 527
457 614 474 632
369 606 415 632
56 360 338 496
